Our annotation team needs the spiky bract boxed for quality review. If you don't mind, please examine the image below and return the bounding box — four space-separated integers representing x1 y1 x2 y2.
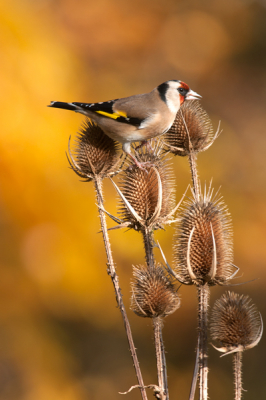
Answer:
210 291 262 352
163 100 216 156
131 264 180 318
173 185 234 285
68 119 121 181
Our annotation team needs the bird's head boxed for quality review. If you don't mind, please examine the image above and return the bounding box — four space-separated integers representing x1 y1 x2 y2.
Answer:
157 80 202 113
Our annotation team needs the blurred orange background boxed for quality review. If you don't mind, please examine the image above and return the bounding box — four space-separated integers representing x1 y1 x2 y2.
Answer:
0 0 266 399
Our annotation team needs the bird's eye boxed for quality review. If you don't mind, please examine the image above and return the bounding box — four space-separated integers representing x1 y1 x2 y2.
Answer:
178 87 185 94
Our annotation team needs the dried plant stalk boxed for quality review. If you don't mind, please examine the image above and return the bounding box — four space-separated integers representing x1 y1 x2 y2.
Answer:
198 284 210 400
163 101 220 201
173 183 234 400
163 101 218 399
131 263 180 400
153 317 168 400
114 142 179 272
95 177 147 400
233 351 243 400
60 98 262 400
68 122 148 400
117 145 183 400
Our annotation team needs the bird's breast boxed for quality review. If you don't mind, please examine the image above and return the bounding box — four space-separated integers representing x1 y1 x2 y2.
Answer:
137 111 176 140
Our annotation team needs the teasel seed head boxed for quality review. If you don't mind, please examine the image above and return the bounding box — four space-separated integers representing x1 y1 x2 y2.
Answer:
163 101 220 156
173 183 235 286
68 119 122 181
131 264 180 318
110 141 182 231
210 291 263 355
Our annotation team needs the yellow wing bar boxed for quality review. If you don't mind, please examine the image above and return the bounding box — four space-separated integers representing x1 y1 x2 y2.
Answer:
95 110 127 119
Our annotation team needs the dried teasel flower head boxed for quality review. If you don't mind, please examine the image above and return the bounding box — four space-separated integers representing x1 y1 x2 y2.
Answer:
210 291 263 356
68 119 123 181
110 141 183 231
163 100 220 156
173 183 235 286
131 264 180 318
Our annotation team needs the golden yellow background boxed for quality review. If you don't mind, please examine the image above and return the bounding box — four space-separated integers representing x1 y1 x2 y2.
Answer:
0 0 266 398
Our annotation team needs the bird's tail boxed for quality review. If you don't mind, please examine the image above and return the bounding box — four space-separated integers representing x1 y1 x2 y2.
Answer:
48 101 77 111
48 101 91 114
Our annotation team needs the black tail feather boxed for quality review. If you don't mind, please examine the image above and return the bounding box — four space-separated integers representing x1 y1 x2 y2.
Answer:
48 101 78 111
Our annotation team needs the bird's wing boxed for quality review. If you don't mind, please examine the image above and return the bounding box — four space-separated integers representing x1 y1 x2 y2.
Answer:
72 100 144 127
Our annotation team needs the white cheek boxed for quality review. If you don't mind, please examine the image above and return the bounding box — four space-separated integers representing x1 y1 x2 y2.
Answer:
167 100 179 113
166 93 181 113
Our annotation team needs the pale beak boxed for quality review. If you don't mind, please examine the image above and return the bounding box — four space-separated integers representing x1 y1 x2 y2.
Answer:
186 89 202 100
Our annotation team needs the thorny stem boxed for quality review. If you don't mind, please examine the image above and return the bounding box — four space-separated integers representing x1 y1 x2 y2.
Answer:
188 337 199 400
153 317 168 400
197 284 210 400
188 153 200 202
180 108 200 201
160 322 169 400
187 133 201 400
142 227 169 400
94 176 148 400
233 352 243 400
142 227 155 269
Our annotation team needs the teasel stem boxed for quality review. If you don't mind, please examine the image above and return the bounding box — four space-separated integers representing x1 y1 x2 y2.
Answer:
153 317 168 400
143 227 155 270
233 351 243 400
181 103 200 399
94 176 148 400
160 328 168 400
180 110 200 201
141 228 169 399
188 337 199 400
198 283 210 400
181 105 208 398
188 153 200 202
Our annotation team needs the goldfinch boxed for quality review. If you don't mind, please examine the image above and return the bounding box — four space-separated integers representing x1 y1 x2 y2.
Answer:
49 80 201 168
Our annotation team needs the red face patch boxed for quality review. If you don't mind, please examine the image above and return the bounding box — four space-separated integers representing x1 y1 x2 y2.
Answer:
180 81 190 91
179 81 190 104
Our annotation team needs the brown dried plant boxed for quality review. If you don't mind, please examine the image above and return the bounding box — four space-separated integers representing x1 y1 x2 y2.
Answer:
171 183 237 400
103 142 184 400
129 263 180 400
210 291 263 355
131 264 180 319
109 141 180 233
68 119 122 181
163 100 219 157
163 101 222 400
68 120 148 400
173 183 235 286
210 291 263 400
63 102 262 400
163 100 220 203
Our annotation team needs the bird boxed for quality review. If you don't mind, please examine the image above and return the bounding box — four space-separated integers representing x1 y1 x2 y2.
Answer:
49 80 201 168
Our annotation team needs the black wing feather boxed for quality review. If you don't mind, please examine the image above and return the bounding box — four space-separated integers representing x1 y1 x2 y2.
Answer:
49 100 144 127
73 100 143 126
73 100 117 113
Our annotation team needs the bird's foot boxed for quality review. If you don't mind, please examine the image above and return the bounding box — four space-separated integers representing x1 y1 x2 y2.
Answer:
127 155 154 173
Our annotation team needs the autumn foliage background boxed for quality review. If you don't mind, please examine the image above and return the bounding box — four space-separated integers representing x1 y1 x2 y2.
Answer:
0 0 266 399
